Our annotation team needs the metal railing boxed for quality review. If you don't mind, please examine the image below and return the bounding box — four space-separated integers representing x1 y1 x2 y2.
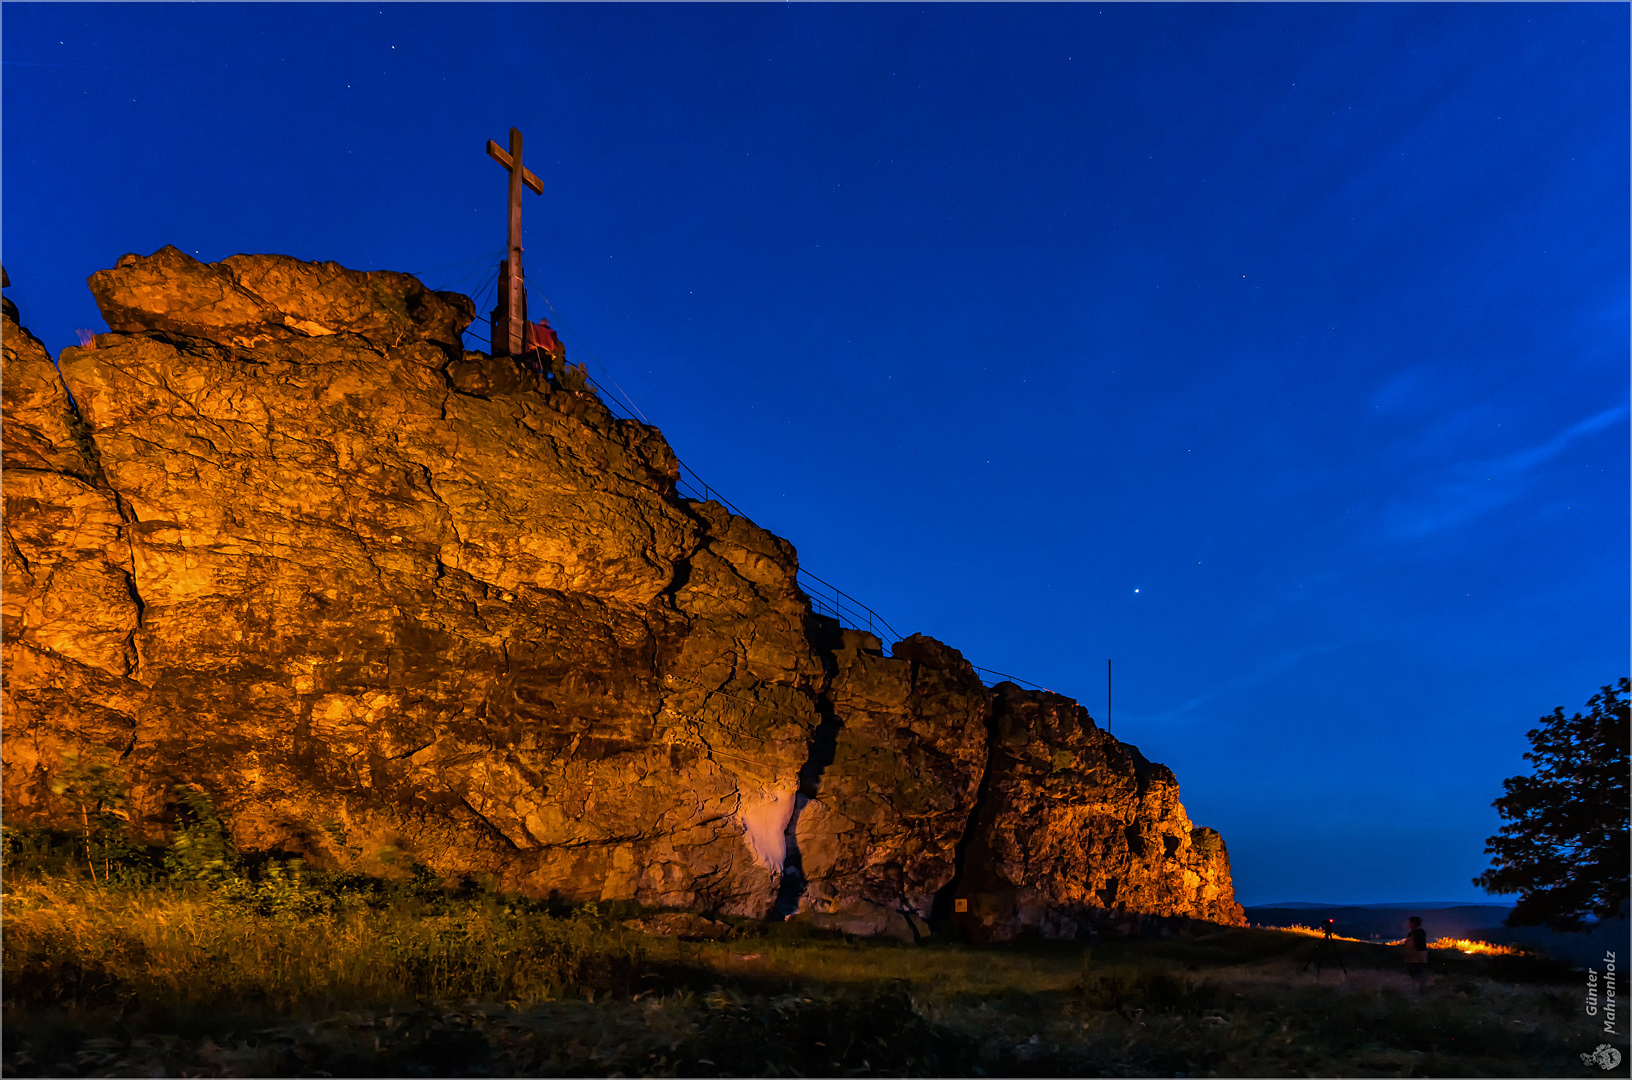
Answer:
670 462 901 643
674 460 746 519
971 665 1054 693
795 568 900 642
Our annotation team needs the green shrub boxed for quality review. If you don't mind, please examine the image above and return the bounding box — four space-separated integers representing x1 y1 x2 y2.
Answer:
215 858 358 919
0 825 84 876
162 786 239 884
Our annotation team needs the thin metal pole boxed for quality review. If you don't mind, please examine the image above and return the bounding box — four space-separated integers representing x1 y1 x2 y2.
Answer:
1107 659 1112 736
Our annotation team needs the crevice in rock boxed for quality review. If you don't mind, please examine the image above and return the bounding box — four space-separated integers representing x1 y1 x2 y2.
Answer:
657 548 695 608
896 904 930 944
144 330 242 365
772 692 842 919
771 613 845 919
122 568 147 628
119 570 146 681
1124 823 1147 858
4 525 34 578
651 498 716 621
930 685 1002 926
454 794 521 851
102 482 149 683
62 392 109 488
541 830 658 850
654 458 737 615
390 740 434 761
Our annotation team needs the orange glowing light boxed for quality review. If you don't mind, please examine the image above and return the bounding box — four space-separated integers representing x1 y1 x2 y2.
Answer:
1427 936 1525 956
1271 923 1373 943
1266 925 1525 954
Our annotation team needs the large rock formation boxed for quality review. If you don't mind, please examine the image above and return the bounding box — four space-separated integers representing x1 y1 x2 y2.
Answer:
1 249 1244 935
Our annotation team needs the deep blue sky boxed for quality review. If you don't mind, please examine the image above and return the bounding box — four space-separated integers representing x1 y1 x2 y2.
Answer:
4 4 1626 906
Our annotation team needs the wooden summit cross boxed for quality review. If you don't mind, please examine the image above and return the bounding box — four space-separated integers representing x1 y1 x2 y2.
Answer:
487 126 543 358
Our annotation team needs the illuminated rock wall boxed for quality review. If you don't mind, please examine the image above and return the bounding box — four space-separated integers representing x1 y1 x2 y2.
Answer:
1 249 1244 933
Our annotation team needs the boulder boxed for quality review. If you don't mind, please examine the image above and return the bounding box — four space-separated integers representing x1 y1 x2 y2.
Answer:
87 246 474 352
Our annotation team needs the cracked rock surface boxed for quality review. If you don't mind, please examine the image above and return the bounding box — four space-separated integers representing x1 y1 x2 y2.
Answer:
1 250 1242 932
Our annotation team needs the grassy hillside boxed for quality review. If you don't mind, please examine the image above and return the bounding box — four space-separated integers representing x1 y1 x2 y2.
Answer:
1 829 1610 1077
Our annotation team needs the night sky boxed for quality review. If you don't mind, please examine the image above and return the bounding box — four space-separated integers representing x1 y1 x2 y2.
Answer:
4 4 1626 906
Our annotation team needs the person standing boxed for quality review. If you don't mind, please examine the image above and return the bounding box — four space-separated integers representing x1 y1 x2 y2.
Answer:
1403 915 1429 988
523 318 566 376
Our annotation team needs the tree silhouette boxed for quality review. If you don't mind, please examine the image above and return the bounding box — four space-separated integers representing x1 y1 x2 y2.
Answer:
1474 678 1629 930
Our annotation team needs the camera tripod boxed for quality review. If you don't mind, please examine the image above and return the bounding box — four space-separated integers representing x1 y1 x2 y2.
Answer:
1300 921 1348 975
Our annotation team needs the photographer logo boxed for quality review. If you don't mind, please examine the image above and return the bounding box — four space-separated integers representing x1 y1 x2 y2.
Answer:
1580 1044 1621 1071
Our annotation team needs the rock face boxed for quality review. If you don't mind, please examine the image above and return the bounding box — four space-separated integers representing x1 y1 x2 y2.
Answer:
1 249 1244 935
947 686 1244 937
787 630 992 938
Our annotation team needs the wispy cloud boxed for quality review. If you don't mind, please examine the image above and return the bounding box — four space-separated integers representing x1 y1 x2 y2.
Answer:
1383 404 1627 542
1133 641 1347 728
1489 405 1626 473
1369 366 1430 416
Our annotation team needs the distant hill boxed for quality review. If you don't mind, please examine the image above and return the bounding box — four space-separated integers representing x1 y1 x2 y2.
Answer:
1253 900 1512 911
1247 902 1630 967
1246 904 1513 941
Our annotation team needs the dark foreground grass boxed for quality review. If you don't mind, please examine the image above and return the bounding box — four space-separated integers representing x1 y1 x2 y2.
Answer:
3 866 1613 1077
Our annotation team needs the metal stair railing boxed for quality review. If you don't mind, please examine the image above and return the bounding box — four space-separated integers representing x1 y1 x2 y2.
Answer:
669 464 900 643
795 567 900 643
673 461 746 519
970 665 1054 693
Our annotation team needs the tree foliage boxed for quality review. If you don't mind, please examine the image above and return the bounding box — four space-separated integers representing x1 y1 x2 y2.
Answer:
1474 678 1630 930
163 784 241 884
47 748 140 884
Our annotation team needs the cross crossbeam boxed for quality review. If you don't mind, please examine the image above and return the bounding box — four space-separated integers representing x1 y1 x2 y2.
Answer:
486 138 543 196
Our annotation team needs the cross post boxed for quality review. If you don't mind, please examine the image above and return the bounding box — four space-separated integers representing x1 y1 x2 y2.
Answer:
486 127 543 358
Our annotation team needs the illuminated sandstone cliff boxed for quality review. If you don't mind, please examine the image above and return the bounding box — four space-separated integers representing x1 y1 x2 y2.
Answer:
1 249 1244 937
